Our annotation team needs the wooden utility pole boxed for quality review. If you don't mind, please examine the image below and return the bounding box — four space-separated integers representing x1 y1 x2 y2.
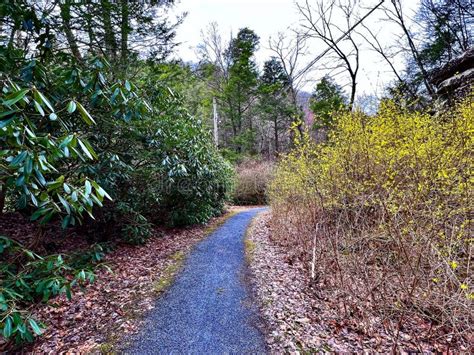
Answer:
212 97 219 147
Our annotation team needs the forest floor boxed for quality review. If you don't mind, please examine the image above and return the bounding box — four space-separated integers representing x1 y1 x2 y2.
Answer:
7 206 463 353
246 211 468 353
8 206 252 353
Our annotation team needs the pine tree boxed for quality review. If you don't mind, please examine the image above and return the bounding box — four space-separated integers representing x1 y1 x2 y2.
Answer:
258 58 293 154
310 76 348 129
223 28 260 152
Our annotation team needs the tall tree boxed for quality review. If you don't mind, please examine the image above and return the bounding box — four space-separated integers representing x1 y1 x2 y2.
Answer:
384 0 436 97
223 27 260 152
379 0 473 101
268 32 309 136
59 0 82 61
297 0 362 109
417 0 473 68
0 1 184 66
359 22 420 103
258 57 294 154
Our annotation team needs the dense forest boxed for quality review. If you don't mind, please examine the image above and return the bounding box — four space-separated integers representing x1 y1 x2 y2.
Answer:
0 0 472 352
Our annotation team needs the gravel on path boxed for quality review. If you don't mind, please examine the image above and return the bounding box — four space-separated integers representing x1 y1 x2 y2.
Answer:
126 208 267 354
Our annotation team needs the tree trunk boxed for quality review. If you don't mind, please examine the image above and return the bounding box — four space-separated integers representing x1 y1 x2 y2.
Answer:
212 96 219 146
59 0 82 61
120 0 129 64
349 75 357 110
101 0 117 60
274 116 279 154
8 23 16 48
289 86 303 137
391 0 435 96
85 4 96 54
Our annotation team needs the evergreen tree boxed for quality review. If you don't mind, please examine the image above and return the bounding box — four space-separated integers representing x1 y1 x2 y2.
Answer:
417 0 472 69
1 0 183 67
310 76 348 129
223 28 260 152
258 57 293 154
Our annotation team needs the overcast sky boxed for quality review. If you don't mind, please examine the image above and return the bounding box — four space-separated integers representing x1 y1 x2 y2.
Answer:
171 0 420 101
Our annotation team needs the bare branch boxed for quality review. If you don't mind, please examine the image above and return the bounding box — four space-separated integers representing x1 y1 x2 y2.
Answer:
295 0 385 107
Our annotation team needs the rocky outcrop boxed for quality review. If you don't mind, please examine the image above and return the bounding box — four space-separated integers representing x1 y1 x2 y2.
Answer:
430 47 474 101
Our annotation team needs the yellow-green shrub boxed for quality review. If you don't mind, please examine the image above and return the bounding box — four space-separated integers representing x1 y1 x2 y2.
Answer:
269 97 473 345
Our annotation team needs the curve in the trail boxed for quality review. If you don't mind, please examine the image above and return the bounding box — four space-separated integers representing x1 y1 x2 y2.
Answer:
126 208 267 355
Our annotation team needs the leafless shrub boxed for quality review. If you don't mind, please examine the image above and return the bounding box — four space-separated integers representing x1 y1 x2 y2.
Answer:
233 159 274 205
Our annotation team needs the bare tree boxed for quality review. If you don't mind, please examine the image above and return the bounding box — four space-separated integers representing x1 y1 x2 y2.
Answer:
196 22 231 90
383 0 436 96
268 31 309 106
268 31 309 135
358 22 419 100
196 23 231 145
297 0 362 108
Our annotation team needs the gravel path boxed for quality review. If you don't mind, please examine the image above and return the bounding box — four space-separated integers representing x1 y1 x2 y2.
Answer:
126 208 267 354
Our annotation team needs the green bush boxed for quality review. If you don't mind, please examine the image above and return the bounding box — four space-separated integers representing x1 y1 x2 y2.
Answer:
0 2 234 347
85 70 234 228
0 53 121 227
152 96 234 225
0 236 106 344
117 203 153 245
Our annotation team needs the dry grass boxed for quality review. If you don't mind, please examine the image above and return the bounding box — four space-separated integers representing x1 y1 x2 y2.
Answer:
233 158 273 205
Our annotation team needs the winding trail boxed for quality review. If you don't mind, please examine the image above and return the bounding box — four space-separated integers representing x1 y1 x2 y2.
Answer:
127 208 267 354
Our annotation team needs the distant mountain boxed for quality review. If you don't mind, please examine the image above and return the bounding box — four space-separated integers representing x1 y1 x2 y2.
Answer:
296 91 314 127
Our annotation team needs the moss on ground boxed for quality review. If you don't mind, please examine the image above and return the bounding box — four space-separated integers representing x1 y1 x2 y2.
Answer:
244 239 256 262
153 251 185 294
243 214 259 263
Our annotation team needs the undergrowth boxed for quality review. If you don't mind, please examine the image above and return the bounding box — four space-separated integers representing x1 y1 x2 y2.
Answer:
269 97 473 348
233 158 273 205
0 237 108 344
